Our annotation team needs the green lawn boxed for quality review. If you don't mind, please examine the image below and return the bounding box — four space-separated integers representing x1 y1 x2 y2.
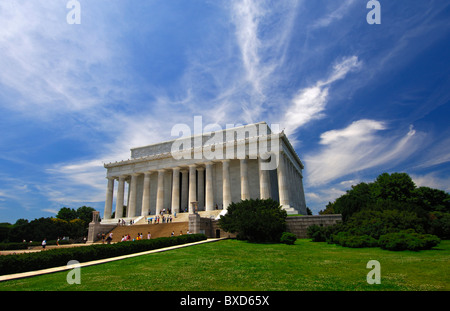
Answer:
0 239 449 291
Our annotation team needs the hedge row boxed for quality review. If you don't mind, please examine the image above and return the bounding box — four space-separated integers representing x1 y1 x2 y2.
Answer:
378 231 441 251
307 225 441 251
0 240 70 251
0 234 207 276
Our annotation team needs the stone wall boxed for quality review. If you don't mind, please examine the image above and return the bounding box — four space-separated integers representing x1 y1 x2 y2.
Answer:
191 214 341 239
87 222 117 243
286 215 342 238
189 214 236 238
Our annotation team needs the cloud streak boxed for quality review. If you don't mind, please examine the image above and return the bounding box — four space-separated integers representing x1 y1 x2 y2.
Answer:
305 120 424 186
282 55 361 134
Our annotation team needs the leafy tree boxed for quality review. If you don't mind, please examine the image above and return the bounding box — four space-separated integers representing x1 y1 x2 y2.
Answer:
14 219 29 226
76 206 96 223
410 187 450 213
371 172 416 202
333 182 374 221
6 206 98 242
313 172 449 249
218 198 287 243
56 207 78 221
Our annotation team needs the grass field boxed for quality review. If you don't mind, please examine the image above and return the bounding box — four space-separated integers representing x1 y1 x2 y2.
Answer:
0 239 449 291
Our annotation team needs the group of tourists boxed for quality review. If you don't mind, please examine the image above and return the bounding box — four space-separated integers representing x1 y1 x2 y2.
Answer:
120 232 152 242
147 215 173 224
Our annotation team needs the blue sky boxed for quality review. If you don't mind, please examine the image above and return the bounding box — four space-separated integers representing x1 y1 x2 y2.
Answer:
0 0 449 223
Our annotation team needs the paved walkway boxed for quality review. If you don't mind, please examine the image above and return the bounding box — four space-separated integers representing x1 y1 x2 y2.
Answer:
0 243 91 255
0 238 226 282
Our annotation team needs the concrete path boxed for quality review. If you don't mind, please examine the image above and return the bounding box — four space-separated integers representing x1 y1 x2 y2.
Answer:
0 238 226 282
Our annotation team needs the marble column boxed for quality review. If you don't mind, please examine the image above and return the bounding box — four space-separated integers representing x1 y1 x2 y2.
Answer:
126 179 131 215
188 165 197 213
197 167 205 211
171 167 180 214
222 160 231 210
115 176 126 219
240 158 250 200
258 157 271 199
103 177 114 219
181 169 188 212
128 173 139 218
205 162 214 211
277 153 290 207
141 171 152 217
156 169 165 216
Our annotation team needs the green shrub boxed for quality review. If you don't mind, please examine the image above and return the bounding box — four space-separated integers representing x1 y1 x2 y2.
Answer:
218 198 287 243
0 234 207 276
0 242 29 251
428 212 450 239
280 232 297 245
307 225 327 242
378 230 440 251
330 232 378 248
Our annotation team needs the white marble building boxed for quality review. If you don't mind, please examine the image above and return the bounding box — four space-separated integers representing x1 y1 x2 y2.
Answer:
101 122 306 223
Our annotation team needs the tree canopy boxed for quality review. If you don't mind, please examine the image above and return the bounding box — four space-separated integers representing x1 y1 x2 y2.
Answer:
320 172 450 221
2 206 97 243
313 172 450 249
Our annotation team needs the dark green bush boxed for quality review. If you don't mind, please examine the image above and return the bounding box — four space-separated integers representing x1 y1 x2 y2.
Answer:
378 230 440 251
0 239 70 251
330 232 378 248
428 212 450 239
280 232 297 245
0 234 207 276
218 198 287 243
0 242 29 251
307 225 327 242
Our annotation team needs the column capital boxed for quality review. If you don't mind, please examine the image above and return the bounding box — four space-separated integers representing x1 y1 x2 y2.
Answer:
196 166 205 172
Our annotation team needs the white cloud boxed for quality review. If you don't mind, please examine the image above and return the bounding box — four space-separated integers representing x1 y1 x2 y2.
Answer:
305 120 424 186
310 0 356 29
230 0 299 122
283 55 361 134
414 136 450 169
411 172 450 192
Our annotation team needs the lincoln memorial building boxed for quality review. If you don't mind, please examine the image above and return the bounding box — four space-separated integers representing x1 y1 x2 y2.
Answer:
101 122 307 224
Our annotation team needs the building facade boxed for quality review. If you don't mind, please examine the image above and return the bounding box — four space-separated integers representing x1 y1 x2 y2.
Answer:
101 122 306 224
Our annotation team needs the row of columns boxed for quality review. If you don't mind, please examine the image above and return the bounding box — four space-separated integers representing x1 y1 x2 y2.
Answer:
103 155 293 220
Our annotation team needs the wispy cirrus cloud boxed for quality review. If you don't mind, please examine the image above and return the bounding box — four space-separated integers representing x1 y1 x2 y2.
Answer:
229 0 300 123
282 55 362 135
305 120 425 186
411 172 450 192
309 0 356 30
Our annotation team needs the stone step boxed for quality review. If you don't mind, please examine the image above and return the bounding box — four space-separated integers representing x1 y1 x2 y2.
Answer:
108 222 189 243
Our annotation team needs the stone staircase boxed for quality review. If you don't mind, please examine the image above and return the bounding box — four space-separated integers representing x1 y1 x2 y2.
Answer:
108 222 189 243
133 210 222 225
103 211 222 243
